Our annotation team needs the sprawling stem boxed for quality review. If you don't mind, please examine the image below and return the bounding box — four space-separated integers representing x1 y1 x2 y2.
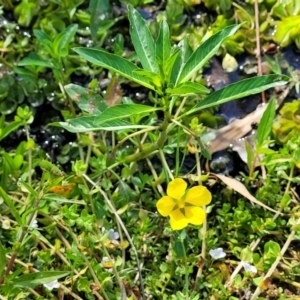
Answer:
180 236 189 299
0 186 45 285
124 109 171 163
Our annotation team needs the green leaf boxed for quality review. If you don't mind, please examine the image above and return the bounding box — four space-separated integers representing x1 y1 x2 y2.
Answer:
166 81 209 96
18 53 52 68
89 0 110 39
164 48 180 83
0 186 22 225
264 241 281 258
93 104 160 126
55 118 150 133
177 24 241 84
53 24 78 57
128 4 159 73
245 140 254 170
73 47 155 90
64 84 107 115
55 104 159 132
257 98 276 146
170 37 192 85
18 181 38 198
0 241 6 278
186 75 289 115
0 121 23 141
33 29 51 43
42 193 86 205
11 271 70 288
156 20 171 68
133 69 162 90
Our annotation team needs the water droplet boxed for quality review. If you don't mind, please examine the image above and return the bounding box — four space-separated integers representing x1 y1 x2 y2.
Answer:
23 31 31 37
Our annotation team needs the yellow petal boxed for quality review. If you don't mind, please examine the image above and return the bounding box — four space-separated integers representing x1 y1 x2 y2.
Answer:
184 206 206 225
169 209 188 230
185 186 212 206
167 178 187 200
156 196 176 216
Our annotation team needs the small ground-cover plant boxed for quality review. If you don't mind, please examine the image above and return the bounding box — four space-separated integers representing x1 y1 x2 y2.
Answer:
2 2 300 300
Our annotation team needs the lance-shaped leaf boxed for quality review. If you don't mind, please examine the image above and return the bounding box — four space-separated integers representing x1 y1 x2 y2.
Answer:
128 4 158 73
0 186 22 225
156 20 171 68
55 104 160 132
257 98 276 146
133 69 162 91
93 104 160 126
177 24 241 84
185 74 289 115
0 120 23 141
73 47 155 90
11 271 70 288
166 81 209 96
65 84 107 115
170 37 193 85
55 118 150 132
0 241 5 278
89 0 110 39
164 48 180 83
53 24 78 57
18 52 52 68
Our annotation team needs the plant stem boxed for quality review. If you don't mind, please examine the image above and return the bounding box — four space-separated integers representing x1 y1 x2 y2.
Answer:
254 0 266 103
67 228 110 300
194 151 206 288
180 237 189 299
159 149 174 180
59 82 85 162
225 165 295 289
83 174 146 300
0 55 14 69
112 126 158 155
24 124 32 187
250 230 296 300
0 187 45 285
124 110 170 163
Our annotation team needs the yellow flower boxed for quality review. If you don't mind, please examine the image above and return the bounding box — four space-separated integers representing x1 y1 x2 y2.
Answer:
156 178 212 230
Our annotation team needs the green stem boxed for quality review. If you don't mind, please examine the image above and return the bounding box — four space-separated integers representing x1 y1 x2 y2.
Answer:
194 151 206 288
0 56 14 69
67 229 110 300
58 82 85 162
180 237 189 299
0 184 46 286
124 110 170 163
24 124 32 187
83 174 146 300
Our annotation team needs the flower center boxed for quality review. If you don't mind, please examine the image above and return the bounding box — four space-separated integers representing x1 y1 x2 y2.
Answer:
178 200 185 209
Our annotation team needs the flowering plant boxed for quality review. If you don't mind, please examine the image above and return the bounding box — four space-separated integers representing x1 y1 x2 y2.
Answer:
156 178 212 230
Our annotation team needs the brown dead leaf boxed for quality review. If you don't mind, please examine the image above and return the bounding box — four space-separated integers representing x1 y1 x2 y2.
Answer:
105 76 122 107
48 183 76 197
209 104 268 154
212 173 282 215
209 84 291 155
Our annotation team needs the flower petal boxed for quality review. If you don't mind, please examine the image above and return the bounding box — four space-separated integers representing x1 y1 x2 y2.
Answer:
184 206 206 225
209 248 226 260
167 178 187 200
241 261 257 273
169 209 188 230
185 186 212 206
156 196 176 216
